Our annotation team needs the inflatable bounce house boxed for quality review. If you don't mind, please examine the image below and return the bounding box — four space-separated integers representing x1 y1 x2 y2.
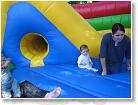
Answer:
2 1 131 98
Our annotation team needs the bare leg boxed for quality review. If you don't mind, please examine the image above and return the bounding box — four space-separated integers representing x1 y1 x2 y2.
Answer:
44 87 61 98
12 79 21 97
90 68 98 72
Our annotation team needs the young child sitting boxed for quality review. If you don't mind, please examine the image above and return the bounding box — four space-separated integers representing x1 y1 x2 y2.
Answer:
77 44 98 72
1 54 21 98
1 54 61 98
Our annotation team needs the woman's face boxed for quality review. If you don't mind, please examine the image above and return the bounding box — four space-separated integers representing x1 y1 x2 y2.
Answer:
112 30 125 42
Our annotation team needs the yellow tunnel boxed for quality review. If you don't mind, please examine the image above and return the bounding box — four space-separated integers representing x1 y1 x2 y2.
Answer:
20 33 49 67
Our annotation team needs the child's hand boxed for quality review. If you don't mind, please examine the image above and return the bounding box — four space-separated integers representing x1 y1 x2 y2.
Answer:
89 61 93 65
80 62 87 65
1 60 10 69
2 64 7 69
82 62 87 65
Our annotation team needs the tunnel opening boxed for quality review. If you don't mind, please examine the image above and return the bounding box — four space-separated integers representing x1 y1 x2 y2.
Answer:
20 33 49 67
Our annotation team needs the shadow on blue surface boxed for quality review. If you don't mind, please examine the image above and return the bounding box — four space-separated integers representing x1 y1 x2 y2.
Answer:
12 63 131 98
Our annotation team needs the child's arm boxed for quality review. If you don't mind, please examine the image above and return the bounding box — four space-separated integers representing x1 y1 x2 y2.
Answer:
78 60 87 65
2 59 10 69
79 61 87 65
77 57 87 65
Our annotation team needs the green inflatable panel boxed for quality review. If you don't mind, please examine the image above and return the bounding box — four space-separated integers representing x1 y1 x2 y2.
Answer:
87 14 131 31
7 63 14 71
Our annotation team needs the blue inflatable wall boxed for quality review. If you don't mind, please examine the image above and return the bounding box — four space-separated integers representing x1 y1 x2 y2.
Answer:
3 2 80 68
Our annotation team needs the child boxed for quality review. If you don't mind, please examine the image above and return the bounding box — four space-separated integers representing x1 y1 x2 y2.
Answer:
1 54 61 98
1 54 21 98
77 44 98 72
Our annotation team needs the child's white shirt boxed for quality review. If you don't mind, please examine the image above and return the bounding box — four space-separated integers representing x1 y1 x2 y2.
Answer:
77 54 93 69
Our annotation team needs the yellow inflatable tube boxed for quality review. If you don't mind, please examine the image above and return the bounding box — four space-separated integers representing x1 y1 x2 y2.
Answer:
20 33 49 67
43 2 101 58
98 28 131 38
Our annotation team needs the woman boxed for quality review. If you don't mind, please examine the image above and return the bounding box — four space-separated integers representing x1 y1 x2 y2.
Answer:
100 23 131 75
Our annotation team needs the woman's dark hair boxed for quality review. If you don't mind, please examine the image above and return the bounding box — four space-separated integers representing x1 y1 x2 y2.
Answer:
112 23 125 34
80 44 88 51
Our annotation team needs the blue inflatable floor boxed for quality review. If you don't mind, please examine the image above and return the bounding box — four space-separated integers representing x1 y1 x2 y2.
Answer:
12 64 131 98
12 67 95 98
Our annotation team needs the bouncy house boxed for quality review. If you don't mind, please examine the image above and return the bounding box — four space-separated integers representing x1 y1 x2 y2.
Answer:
72 1 131 38
2 1 131 98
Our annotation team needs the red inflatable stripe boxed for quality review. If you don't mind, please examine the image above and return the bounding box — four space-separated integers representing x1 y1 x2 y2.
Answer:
72 1 131 19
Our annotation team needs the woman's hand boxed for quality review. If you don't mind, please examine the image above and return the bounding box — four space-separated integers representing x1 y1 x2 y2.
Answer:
127 66 131 71
102 69 107 75
126 59 131 71
100 58 107 75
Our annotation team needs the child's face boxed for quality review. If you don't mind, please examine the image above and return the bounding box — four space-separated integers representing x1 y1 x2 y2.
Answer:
1 60 6 67
81 48 89 56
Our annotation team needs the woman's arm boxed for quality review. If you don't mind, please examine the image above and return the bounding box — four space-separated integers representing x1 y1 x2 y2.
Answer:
126 58 131 70
100 34 109 75
100 58 107 75
125 38 131 70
